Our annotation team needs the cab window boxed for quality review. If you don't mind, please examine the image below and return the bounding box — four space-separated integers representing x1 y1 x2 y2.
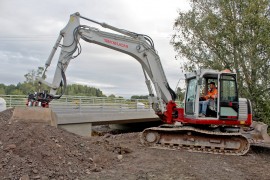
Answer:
219 75 238 119
185 78 197 115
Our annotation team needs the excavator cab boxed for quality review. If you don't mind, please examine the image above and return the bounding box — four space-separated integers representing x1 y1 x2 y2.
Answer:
142 70 254 155
184 69 241 121
142 68 269 155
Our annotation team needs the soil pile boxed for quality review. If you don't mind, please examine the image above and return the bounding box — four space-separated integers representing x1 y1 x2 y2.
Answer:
0 108 120 179
0 108 270 180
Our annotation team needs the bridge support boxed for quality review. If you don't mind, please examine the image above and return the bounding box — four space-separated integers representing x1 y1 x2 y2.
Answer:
56 111 159 137
59 123 92 137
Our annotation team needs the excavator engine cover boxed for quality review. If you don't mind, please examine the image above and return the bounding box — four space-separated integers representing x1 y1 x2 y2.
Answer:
10 107 58 127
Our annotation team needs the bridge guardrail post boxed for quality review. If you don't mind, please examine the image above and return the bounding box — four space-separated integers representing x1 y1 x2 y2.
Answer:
9 95 12 108
136 99 138 112
79 97 82 113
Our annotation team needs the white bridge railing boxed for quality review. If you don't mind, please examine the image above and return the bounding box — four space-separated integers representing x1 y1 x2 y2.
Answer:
0 95 183 113
0 95 152 112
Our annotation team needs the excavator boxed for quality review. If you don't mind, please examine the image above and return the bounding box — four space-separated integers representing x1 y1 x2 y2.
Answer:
11 12 270 155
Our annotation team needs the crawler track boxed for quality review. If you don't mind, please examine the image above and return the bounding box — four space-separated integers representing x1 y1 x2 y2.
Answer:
140 126 250 155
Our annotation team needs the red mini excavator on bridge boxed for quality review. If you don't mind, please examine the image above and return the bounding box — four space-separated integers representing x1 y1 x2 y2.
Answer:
11 12 270 155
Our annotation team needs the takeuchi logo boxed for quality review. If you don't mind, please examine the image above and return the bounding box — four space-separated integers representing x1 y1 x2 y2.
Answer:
104 38 128 48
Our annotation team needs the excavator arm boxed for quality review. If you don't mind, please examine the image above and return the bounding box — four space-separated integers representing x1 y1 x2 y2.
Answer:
38 12 176 114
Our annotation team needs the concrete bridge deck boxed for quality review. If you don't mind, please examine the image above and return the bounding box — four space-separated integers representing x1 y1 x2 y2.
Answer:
55 110 160 136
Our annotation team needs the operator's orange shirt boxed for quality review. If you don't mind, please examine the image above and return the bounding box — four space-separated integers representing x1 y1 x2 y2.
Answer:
204 88 218 100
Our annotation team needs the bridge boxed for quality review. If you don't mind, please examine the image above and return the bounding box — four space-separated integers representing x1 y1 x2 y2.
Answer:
1 95 164 136
53 106 160 136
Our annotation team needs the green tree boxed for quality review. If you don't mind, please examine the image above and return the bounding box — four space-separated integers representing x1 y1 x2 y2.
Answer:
24 67 48 93
9 89 24 95
0 84 6 95
63 84 105 97
108 94 116 99
24 70 35 84
24 67 43 83
171 0 270 124
17 82 37 95
1 68 106 97
5 85 16 95
0 88 5 95
176 87 185 102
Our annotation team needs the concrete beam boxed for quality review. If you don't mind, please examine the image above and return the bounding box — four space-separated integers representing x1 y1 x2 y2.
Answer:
56 111 160 137
59 123 92 137
57 111 160 125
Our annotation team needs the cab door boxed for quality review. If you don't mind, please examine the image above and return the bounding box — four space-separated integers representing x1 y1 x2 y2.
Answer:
185 78 197 115
219 74 239 120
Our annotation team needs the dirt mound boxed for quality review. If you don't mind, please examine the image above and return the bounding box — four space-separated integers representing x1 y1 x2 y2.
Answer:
0 108 120 179
0 108 270 180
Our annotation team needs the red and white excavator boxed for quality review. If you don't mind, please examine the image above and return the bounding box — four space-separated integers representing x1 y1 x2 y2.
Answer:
12 12 270 155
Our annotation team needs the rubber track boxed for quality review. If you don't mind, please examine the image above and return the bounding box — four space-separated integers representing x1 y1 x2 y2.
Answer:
139 126 250 156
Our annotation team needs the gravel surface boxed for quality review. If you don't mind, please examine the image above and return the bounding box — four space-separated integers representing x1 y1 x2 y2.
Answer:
0 108 269 180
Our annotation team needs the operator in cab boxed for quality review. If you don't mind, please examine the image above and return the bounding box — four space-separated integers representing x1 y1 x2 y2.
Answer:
199 82 217 117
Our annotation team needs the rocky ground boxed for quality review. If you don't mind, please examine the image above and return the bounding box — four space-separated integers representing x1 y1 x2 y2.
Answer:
0 108 269 180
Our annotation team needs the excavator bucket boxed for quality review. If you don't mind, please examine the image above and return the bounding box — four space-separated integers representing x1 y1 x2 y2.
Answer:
10 107 58 127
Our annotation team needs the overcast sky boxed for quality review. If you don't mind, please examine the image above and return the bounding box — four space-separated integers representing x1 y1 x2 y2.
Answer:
0 0 190 98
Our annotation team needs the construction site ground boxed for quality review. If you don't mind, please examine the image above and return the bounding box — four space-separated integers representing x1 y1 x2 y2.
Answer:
0 108 269 180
